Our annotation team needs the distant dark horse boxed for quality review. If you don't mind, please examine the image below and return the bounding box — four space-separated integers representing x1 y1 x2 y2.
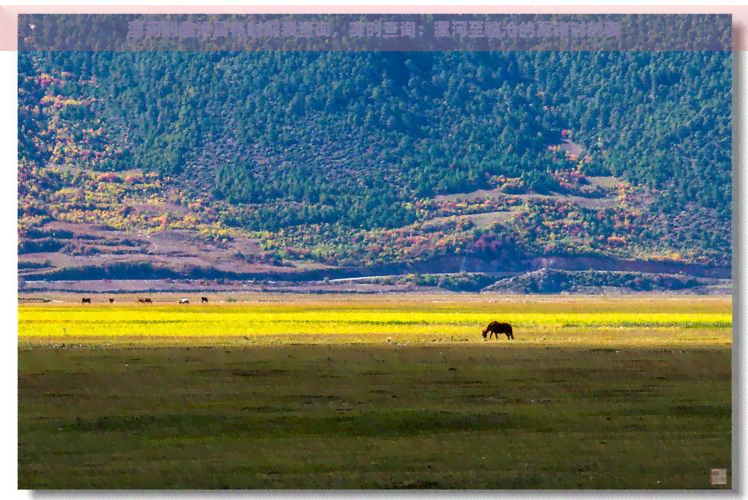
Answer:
482 321 514 340
81 297 91 304
201 297 208 303
109 298 114 304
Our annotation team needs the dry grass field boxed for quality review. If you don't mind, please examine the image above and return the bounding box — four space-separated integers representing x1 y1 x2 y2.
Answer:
18 294 732 489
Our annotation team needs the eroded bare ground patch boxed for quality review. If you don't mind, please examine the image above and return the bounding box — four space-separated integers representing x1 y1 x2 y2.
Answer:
18 343 731 489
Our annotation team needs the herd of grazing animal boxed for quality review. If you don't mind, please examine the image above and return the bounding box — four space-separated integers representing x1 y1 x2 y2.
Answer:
81 296 211 305
78 296 514 340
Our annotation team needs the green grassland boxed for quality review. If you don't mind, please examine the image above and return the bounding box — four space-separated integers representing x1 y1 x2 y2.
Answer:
18 295 732 489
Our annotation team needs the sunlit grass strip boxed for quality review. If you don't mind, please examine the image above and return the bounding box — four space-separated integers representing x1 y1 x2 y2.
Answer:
18 309 732 325
18 306 732 338
17 332 731 350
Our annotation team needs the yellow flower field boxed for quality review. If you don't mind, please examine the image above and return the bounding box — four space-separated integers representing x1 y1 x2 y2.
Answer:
17 296 732 348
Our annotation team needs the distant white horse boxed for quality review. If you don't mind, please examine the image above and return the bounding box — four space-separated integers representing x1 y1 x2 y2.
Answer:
179 298 190 304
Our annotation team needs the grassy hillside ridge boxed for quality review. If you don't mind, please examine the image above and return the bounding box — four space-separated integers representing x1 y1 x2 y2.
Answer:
481 268 728 295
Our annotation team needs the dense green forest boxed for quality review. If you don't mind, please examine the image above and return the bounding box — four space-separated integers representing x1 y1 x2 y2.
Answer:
18 48 732 271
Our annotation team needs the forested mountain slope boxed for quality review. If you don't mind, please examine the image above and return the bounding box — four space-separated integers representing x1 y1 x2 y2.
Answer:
18 50 731 281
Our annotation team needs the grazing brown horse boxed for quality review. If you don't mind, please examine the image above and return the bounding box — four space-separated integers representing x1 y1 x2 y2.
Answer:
138 298 145 303
482 321 514 340
143 298 152 304
201 297 208 303
109 298 114 304
81 297 91 304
